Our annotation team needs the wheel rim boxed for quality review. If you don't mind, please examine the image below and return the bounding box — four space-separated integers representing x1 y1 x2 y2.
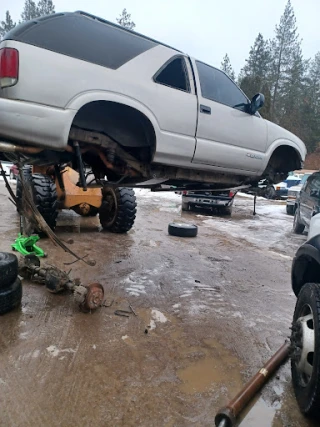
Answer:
293 210 299 228
100 190 117 228
292 304 315 386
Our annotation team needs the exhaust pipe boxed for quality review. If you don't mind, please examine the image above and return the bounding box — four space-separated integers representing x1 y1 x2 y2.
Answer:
0 141 43 155
215 341 290 427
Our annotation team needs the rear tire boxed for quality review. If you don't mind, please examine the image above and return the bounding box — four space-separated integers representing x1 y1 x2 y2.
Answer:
31 174 58 232
287 205 294 215
264 185 276 200
291 283 320 419
0 278 22 315
293 207 305 234
99 187 136 233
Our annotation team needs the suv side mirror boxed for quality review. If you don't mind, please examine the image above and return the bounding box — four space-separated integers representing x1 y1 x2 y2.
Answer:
250 93 265 115
310 189 320 198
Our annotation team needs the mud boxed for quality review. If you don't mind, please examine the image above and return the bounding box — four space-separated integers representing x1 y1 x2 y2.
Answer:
0 182 316 426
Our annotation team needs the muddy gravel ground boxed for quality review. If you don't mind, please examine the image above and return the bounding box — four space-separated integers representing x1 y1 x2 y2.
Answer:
0 181 317 426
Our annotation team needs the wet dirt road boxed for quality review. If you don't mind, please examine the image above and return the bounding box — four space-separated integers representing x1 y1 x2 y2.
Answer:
0 181 316 427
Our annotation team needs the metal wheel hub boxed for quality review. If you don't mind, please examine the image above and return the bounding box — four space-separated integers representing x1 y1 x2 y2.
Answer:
291 305 315 386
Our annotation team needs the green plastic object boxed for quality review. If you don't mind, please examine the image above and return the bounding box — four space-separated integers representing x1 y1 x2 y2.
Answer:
12 234 46 257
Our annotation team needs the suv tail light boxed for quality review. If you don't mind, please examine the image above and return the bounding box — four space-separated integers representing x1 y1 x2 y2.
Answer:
229 191 235 198
0 48 19 88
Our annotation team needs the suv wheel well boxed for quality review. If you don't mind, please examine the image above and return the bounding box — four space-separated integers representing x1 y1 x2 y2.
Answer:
264 146 302 183
293 256 320 296
70 101 156 162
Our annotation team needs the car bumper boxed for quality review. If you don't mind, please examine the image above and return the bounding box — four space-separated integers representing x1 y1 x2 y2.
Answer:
183 196 233 208
0 98 75 150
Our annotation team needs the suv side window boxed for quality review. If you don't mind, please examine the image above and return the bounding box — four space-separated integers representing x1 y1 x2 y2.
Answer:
154 57 190 93
196 61 248 111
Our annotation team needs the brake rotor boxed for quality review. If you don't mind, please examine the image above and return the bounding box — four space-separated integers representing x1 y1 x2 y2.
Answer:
81 283 104 312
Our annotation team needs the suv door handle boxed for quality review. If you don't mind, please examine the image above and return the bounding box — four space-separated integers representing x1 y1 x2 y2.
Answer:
200 105 211 115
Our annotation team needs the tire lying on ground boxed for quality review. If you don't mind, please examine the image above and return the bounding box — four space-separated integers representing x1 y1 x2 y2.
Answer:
0 277 22 315
0 252 18 289
168 223 198 237
291 283 320 419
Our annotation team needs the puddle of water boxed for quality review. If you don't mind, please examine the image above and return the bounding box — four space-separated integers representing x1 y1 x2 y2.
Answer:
177 340 242 395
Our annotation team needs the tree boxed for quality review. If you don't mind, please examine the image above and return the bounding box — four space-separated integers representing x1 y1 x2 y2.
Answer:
220 54 235 80
37 0 55 17
270 0 300 121
241 33 271 80
116 8 135 30
21 0 39 21
280 45 308 138
0 11 16 39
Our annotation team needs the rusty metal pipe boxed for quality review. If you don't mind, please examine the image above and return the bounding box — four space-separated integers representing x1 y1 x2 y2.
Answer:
0 141 43 154
215 341 290 427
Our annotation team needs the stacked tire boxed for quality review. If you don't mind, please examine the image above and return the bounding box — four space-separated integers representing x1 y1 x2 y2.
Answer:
0 253 22 315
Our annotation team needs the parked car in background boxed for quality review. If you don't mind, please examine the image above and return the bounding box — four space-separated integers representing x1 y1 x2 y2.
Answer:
286 173 313 215
182 190 236 215
293 172 320 234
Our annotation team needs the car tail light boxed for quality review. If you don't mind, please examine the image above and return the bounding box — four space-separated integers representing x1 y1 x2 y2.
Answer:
229 191 235 198
0 48 19 88
182 191 187 195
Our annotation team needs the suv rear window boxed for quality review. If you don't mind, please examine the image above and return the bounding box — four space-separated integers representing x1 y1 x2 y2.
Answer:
4 13 157 70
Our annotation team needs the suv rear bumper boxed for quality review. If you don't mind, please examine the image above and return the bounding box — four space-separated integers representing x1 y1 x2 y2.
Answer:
0 98 75 150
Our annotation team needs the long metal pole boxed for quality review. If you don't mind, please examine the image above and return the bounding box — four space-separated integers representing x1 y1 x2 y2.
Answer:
215 341 290 427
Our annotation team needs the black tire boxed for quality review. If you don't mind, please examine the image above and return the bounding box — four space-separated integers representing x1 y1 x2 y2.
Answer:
0 277 22 315
0 252 18 289
16 165 32 210
291 283 320 419
99 187 136 233
30 174 58 232
286 205 294 216
168 223 198 237
181 201 189 211
264 185 276 200
220 206 232 216
293 207 305 234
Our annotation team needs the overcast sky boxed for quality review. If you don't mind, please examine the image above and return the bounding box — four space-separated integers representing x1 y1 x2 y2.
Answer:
2 0 319 75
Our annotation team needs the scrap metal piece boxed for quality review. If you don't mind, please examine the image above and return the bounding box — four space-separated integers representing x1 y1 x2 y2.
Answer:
215 341 290 427
80 283 104 312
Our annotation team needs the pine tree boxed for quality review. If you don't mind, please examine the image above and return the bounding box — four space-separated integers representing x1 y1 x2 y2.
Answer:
270 0 300 121
37 0 55 17
21 0 39 21
280 45 308 137
220 54 235 80
302 53 320 152
241 33 271 80
0 11 16 39
116 9 135 30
